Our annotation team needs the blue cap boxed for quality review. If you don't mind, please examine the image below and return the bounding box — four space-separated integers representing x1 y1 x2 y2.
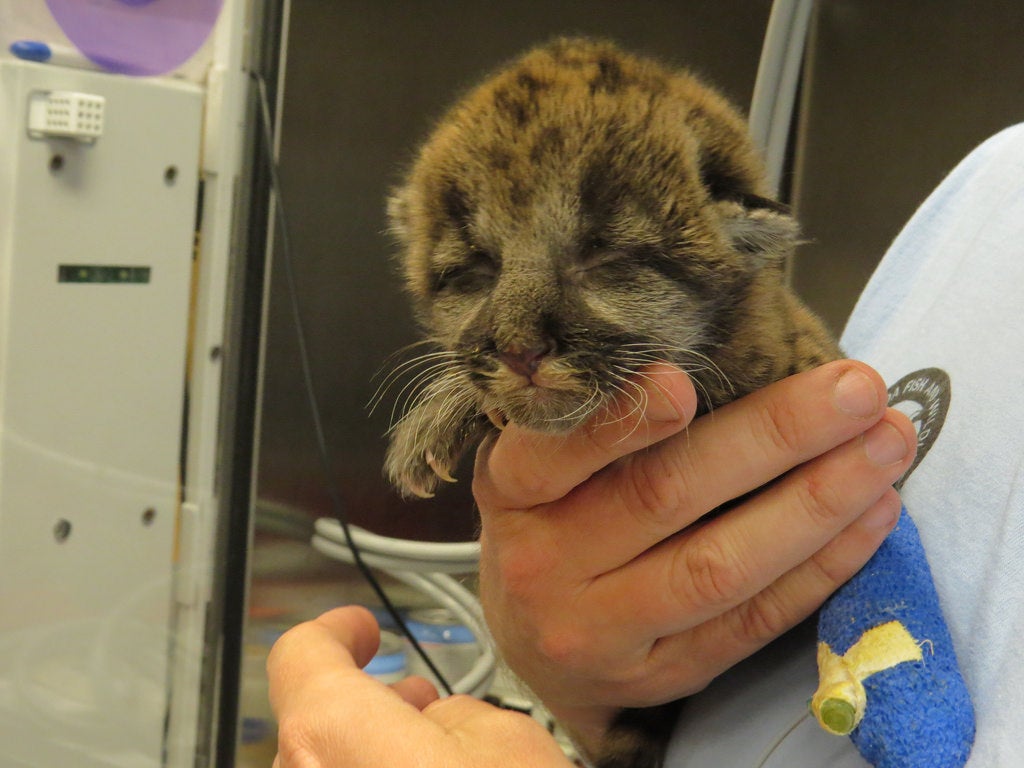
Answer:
9 41 53 63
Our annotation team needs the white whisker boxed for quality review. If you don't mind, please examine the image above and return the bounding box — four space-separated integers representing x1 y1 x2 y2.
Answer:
545 382 603 427
371 342 475 434
370 350 458 409
615 340 735 410
368 348 460 413
388 360 460 424
611 378 650 444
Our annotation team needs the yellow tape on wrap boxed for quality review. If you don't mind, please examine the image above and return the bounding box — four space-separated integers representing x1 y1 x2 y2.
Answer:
812 620 924 735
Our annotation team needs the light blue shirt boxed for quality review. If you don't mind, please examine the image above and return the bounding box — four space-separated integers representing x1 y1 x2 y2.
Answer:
668 124 1024 767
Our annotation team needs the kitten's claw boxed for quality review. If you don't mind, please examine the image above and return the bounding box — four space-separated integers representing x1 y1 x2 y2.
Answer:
407 484 436 499
486 409 507 430
425 450 457 484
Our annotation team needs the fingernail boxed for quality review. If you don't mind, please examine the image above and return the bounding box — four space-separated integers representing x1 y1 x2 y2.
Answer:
647 385 684 423
833 368 881 418
862 421 910 466
861 493 901 530
643 365 689 423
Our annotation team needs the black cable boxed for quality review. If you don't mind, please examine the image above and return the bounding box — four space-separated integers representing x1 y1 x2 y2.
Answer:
248 69 454 696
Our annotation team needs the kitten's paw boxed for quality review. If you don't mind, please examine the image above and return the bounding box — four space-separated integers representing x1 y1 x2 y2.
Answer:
384 416 476 499
384 396 489 499
385 444 453 499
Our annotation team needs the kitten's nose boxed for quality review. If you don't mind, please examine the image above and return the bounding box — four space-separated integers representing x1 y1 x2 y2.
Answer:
498 343 552 379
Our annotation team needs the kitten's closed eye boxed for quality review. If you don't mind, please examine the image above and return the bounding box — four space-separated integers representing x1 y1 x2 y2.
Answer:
578 245 634 272
572 242 674 290
577 235 625 269
566 234 642 279
431 247 499 294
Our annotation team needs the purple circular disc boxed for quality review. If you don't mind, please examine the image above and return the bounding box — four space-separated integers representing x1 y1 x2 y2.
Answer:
46 0 224 76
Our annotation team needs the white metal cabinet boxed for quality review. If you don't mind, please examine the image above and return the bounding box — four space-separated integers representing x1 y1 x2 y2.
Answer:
0 60 202 767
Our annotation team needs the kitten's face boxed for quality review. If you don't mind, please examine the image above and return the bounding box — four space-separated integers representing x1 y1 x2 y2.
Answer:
388 39 793 431
402 178 724 432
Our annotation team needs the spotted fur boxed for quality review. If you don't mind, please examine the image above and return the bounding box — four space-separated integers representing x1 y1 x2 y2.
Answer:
381 38 839 767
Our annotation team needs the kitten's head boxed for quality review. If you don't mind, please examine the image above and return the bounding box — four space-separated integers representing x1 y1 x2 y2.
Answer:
388 38 797 430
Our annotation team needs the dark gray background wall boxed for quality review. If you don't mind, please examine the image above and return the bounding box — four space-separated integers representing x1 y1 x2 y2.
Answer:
257 1 1024 541
792 0 1024 331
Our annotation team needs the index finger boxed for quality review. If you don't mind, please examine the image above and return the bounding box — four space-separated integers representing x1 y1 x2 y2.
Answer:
473 364 698 509
267 606 379 715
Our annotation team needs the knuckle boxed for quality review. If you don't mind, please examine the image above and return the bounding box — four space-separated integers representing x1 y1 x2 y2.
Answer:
795 471 846 527
534 623 593 671
754 398 805 458
734 589 791 645
805 544 857 592
673 533 743 611
622 450 692 533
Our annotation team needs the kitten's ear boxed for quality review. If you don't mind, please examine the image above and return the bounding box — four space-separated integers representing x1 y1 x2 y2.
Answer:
715 194 799 264
387 186 412 244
